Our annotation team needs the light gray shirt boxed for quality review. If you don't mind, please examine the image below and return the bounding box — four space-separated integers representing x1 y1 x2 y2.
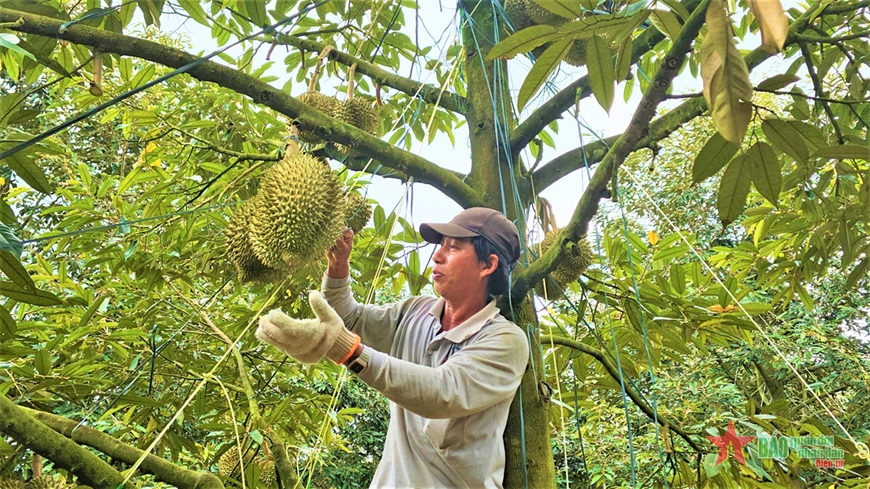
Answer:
321 275 529 489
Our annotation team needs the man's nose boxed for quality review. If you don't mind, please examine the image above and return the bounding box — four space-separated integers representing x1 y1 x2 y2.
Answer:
433 245 444 263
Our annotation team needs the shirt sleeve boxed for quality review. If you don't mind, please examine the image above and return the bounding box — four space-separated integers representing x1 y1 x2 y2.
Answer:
321 274 416 354
356 322 529 419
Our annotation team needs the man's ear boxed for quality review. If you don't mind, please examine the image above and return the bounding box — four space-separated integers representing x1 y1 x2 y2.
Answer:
480 253 499 278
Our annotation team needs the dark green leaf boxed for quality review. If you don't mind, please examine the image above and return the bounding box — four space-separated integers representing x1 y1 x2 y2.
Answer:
79 295 108 328
718 155 751 226
0 282 62 306
615 37 632 83
0 250 34 290
748 142 782 205
756 73 800 91
518 39 573 111
812 145 870 161
488 25 559 60
0 305 15 339
693 132 739 184
0 145 53 194
762 119 808 163
35 348 51 375
0 34 36 61
0 223 23 257
586 35 615 113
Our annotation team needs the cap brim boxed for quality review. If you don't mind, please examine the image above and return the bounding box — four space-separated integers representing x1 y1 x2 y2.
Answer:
420 223 481 244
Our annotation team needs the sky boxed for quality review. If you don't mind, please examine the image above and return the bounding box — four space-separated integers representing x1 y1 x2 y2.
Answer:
156 0 805 237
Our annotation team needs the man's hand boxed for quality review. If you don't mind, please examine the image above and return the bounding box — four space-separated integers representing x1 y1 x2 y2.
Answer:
255 290 358 364
326 228 354 278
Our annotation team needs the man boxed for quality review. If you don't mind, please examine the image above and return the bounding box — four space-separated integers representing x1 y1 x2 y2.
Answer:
256 207 530 488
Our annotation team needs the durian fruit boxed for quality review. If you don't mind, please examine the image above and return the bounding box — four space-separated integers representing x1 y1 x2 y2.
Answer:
225 199 287 284
534 230 593 299
563 39 587 67
218 448 256 482
504 0 534 31
0 478 25 489
248 152 346 274
23 477 64 489
296 47 340 144
334 64 379 153
343 191 371 233
257 458 278 489
523 0 566 26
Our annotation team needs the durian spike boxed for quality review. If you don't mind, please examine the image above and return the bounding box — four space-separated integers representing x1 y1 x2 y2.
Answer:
346 63 357 100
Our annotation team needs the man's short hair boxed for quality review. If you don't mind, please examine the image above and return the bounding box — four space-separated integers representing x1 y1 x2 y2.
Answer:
471 236 512 297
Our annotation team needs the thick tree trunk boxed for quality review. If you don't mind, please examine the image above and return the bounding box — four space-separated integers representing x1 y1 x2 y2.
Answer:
459 2 555 487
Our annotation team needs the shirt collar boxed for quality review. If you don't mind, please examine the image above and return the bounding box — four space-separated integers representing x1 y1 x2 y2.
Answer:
428 298 500 343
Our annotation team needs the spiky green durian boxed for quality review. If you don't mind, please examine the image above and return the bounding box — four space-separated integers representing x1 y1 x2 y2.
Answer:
0 478 25 489
296 91 340 144
534 230 593 298
334 96 378 153
343 191 371 233
505 0 534 31
225 200 287 284
23 477 64 489
523 0 567 26
563 39 587 67
257 459 278 489
218 448 256 481
249 153 346 273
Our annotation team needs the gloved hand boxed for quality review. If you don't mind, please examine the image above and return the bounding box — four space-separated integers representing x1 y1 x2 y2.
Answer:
255 290 359 364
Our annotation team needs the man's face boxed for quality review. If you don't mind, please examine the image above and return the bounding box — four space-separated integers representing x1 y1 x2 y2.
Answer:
431 236 491 301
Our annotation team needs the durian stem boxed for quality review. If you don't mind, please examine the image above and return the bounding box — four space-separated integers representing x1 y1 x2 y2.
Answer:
346 63 357 100
22 408 225 489
308 45 334 92
32 454 42 478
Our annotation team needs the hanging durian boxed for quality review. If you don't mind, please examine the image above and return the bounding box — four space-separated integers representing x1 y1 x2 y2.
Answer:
563 39 587 67
334 64 379 153
23 477 64 489
297 46 340 144
225 199 287 284
343 191 372 233
248 152 346 273
504 0 534 31
523 0 567 26
257 458 278 489
534 229 593 299
0 478 25 489
218 448 256 481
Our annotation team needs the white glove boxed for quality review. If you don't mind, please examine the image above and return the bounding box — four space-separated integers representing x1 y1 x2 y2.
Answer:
255 290 359 364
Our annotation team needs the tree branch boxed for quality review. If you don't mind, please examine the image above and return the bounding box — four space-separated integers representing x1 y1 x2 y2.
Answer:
798 41 845 144
527 0 831 195
0 6 485 209
22 408 224 489
543 336 704 452
508 0 703 155
263 33 466 114
0 395 130 489
513 1 710 300
795 30 870 43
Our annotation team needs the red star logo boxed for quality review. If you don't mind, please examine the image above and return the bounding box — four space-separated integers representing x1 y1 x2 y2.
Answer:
707 420 756 465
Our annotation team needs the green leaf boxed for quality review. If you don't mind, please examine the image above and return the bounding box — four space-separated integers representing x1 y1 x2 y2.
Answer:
177 0 210 26
615 37 632 83
249 430 264 444
0 223 23 257
15 39 71 77
0 305 15 339
79 295 108 328
700 0 753 144
35 348 51 375
487 25 559 60
762 119 808 163
648 9 682 41
0 34 36 61
586 35 615 113
246 0 269 28
0 145 53 194
812 145 870 161
693 132 739 184
129 64 156 89
0 282 62 306
658 0 691 19
0 250 34 290
529 0 582 19
718 155 751 226
517 39 573 112
756 73 800 91
747 142 781 205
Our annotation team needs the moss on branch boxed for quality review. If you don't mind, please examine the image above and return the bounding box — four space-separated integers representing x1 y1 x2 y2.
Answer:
264 34 466 114
0 6 484 209
0 395 130 489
